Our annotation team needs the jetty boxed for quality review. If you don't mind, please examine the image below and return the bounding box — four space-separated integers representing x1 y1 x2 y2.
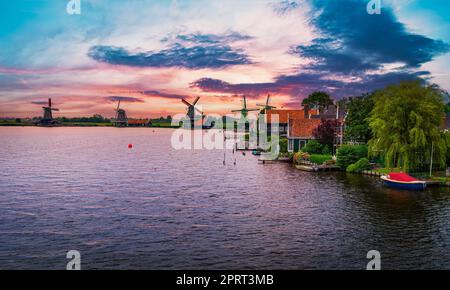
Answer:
295 164 340 172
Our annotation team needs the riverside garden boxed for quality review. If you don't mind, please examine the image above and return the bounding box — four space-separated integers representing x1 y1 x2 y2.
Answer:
278 81 450 185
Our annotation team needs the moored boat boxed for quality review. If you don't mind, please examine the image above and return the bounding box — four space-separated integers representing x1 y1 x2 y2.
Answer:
381 172 426 190
252 149 261 156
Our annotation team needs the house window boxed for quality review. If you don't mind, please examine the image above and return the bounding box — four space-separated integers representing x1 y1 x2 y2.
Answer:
288 139 293 151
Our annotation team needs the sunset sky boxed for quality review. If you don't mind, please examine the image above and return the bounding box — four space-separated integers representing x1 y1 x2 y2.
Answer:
0 0 449 118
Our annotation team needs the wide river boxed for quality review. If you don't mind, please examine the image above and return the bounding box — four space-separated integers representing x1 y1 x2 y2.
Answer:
0 127 449 269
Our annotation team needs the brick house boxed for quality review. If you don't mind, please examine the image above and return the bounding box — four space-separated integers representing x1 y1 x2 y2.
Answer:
265 107 319 137
287 118 322 152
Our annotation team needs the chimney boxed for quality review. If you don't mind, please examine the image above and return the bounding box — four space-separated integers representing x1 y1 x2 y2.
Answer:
336 103 339 120
304 105 309 119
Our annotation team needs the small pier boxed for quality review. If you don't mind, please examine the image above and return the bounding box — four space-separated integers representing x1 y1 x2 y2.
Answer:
295 164 340 172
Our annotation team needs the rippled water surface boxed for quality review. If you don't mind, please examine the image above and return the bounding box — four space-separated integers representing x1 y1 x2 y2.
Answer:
0 127 449 269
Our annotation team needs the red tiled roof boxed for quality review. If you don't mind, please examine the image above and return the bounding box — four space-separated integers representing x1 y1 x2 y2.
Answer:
288 118 321 139
266 109 319 123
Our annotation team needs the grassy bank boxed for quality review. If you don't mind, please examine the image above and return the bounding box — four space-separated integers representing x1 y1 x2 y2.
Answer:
60 122 112 127
0 119 182 128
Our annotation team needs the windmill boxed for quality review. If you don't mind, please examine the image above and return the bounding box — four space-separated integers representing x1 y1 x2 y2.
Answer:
38 98 59 125
182 97 204 129
113 100 128 127
255 95 276 148
257 94 277 114
232 95 258 135
231 95 259 119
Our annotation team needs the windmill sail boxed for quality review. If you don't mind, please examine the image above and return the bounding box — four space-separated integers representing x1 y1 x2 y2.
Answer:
257 94 276 113
181 97 204 129
231 95 258 119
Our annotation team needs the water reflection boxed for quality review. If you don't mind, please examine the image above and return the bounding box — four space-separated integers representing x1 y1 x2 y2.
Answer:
0 127 449 269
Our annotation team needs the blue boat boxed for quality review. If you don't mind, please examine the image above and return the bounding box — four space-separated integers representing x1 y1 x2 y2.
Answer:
252 149 261 156
381 172 426 190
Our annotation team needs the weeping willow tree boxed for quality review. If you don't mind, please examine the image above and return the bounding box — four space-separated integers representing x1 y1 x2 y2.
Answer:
368 81 447 172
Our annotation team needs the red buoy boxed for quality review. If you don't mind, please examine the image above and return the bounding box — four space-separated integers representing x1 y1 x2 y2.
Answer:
128 144 133 149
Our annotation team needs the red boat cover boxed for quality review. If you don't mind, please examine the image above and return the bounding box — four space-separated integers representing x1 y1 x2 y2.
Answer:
388 172 419 182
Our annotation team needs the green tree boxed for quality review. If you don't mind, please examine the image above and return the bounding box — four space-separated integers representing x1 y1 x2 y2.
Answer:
347 158 371 173
91 114 106 123
302 140 324 154
445 102 450 115
336 144 368 170
444 131 450 166
302 91 333 110
368 81 447 172
344 94 374 143
279 137 288 153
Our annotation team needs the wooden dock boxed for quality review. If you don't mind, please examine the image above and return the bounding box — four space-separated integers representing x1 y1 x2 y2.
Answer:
295 164 340 172
362 170 383 176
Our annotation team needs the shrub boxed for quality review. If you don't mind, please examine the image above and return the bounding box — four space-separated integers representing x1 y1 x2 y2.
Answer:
293 152 301 164
281 152 294 161
310 154 333 165
285 152 294 160
279 137 288 153
302 140 323 154
294 151 310 164
336 144 368 170
322 145 331 155
347 158 371 173
279 152 293 160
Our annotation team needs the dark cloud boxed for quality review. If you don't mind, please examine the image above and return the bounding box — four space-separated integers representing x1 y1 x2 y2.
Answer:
191 78 277 96
30 101 49 105
88 43 251 69
292 38 381 74
104 96 144 103
175 32 252 44
192 0 447 101
139 90 185 99
192 70 425 100
294 0 449 74
344 71 429 94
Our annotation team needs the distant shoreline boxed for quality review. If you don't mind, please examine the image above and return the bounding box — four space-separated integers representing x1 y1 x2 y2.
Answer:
0 123 180 128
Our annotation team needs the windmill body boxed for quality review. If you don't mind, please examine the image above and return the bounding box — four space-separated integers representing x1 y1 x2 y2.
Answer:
255 94 276 147
181 97 204 129
257 94 276 114
232 95 259 140
114 100 128 127
232 95 259 120
38 98 59 126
